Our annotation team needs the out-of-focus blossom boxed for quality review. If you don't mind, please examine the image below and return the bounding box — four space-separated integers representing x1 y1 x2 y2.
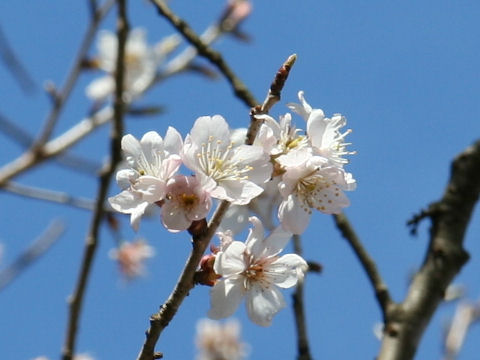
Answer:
182 115 272 205
162 175 212 232
195 318 249 360
86 28 159 102
33 354 94 360
208 217 307 326
444 301 480 359
109 239 155 279
109 129 182 230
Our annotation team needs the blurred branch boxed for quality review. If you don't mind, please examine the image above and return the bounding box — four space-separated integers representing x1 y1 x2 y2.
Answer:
61 1 128 358
378 140 480 360
0 111 101 175
0 106 113 187
333 213 393 322
2 181 101 211
33 0 115 147
0 24 36 94
150 0 258 108
292 235 313 360
0 220 65 292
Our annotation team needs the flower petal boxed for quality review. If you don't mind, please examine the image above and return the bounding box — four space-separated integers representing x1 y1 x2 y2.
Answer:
214 241 247 276
267 254 308 288
278 194 311 235
208 277 245 320
246 284 286 326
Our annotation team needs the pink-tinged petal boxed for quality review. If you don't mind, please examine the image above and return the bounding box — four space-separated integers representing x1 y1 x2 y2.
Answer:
268 254 308 288
161 204 191 232
208 277 245 320
160 155 182 180
278 195 311 235
246 284 286 327
135 175 166 203
214 242 247 276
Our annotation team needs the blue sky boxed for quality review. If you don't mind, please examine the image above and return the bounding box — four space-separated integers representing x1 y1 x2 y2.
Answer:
1 1 480 359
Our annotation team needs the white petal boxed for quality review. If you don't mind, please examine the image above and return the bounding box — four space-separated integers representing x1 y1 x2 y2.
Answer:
259 225 292 258
246 284 286 326
214 241 246 276
278 195 311 235
121 134 142 160
135 176 166 202
245 216 265 257
208 277 245 319
217 179 264 205
116 168 137 189
163 126 183 155
85 76 114 101
108 190 149 231
267 254 308 288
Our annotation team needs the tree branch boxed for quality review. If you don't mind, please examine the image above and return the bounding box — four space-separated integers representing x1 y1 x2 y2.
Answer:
378 140 480 360
61 1 128 358
149 0 258 108
333 213 393 323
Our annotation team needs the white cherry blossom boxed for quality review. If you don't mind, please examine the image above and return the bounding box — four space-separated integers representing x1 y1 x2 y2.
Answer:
86 28 160 102
277 149 355 234
182 115 272 205
108 128 182 230
288 91 355 167
208 217 307 326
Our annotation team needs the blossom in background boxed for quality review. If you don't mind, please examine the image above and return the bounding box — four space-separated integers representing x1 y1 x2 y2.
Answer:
33 354 94 360
208 217 307 326
161 175 212 232
86 28 160 102
182 115 272 205
109 239 155 279
277 149 355 234
109 128 182 230
195 318 249 360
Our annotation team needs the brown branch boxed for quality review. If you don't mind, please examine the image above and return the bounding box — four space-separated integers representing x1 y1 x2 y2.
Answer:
292 235 313 360
136 47 297 360
377 140 480 360
333 213 393 323
61 1 128 359
149 0 258 108
0 220 65 292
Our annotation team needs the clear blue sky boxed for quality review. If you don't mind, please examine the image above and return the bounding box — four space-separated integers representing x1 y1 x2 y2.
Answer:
1 1 480 359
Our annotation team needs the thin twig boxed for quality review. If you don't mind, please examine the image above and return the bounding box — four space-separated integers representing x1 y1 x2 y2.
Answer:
0 24 36 93
150 0 258 108
0 220 65 292
2 181 101 211
378 140 480 360
32 0 115 148
61 1 128 359
292 235 313 360
333 213 393 322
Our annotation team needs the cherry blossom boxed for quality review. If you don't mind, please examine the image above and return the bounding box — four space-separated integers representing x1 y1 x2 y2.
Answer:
161 175 212 232
277 149 355 234
86 28 161 102
182 115 272 205
108 128 182 230
208 217 307 326
109 239 155 279
288 91 355 167
195 318 248 360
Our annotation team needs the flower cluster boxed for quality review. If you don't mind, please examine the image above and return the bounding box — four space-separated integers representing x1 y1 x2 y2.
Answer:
108 91 355 325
